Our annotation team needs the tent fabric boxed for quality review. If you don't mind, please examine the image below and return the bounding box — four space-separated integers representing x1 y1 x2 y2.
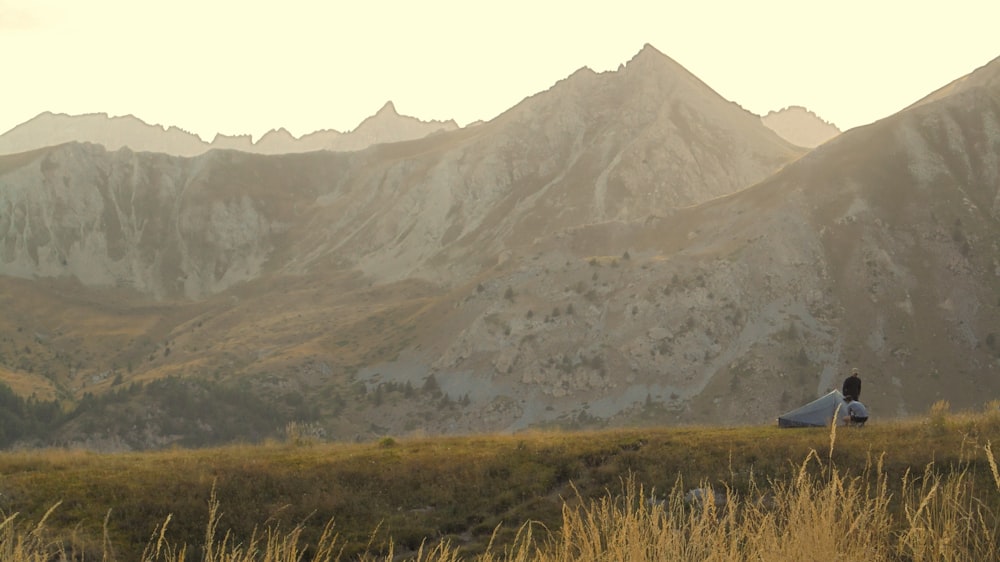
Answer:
777 390 849 428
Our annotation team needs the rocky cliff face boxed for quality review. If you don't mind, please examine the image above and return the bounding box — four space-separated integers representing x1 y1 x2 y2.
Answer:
1 46 998 449
1 145 291 298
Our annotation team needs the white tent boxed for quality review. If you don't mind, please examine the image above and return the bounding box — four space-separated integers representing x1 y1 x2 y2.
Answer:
777 390 849 428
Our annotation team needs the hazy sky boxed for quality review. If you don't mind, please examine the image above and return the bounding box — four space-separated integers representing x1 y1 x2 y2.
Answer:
2 1 998 142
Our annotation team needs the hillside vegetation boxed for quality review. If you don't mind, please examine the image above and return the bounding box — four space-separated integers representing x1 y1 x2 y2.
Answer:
2 401 1000 560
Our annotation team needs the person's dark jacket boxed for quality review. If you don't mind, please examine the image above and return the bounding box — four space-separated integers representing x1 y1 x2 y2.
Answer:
843 373 861 401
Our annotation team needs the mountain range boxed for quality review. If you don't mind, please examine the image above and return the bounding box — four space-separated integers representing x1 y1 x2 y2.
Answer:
0 93 834 158
0 44 997 450
0 101 459 157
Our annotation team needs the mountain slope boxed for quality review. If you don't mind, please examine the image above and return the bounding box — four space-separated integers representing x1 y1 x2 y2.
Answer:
904 54 1000 112
346 53 1000 431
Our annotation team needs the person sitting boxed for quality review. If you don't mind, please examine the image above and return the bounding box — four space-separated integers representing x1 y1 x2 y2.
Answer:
842 369 861 401
843 398 869 427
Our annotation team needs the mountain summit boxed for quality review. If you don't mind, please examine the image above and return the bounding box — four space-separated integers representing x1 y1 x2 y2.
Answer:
761 106 841 147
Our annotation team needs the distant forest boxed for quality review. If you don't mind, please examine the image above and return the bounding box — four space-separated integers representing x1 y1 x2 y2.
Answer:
0 377 318 449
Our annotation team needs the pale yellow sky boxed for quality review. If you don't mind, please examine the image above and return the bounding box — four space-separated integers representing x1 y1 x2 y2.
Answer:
2 0 998 141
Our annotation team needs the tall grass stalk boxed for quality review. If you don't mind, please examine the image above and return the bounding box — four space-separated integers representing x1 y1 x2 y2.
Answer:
0 501 61 561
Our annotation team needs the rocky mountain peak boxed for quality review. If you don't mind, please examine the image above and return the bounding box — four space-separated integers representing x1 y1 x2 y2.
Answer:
263 127 295 137
210 132 254 150
255 127 298 150
618 43 715 92
626 43 663 63
623 42 675 68
353 100 455 132
761 106 841 148
375 101 400 117
352 101 404 130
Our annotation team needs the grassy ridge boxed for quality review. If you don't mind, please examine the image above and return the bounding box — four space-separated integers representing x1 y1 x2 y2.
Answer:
1 402 1000 560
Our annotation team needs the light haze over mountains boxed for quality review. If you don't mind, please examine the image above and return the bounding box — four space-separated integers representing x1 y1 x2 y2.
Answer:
0 102 459 157
5 2 997 145
0 44 997 450
0 89 835 156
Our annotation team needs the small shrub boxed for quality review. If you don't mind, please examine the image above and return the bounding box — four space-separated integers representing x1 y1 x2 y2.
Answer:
979 400 1000 433
284 421 324 446
929 400 950 435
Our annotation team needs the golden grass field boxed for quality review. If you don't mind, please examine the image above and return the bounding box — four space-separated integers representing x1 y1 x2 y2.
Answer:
1 400 1000 561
